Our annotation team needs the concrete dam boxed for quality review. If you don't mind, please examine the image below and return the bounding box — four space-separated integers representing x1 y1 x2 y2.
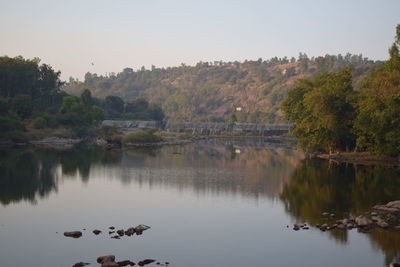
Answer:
101 120 293 136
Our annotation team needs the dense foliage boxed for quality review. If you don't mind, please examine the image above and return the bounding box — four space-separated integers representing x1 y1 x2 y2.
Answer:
64 53 379 123
282 25 400 156
0 56 165 140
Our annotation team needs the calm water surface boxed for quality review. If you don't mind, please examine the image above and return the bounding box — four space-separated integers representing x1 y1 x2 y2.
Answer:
0 139 399 267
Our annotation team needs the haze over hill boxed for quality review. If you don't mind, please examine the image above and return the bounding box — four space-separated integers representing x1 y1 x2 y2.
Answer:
64 54 380 123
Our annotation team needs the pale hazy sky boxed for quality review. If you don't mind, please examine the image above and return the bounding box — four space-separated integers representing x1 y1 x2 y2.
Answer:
1 0 399 80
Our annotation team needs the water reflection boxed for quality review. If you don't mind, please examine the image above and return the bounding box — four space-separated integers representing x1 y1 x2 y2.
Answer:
280 158 400 264
114 143 303 199
0 140 302 206
0 144 121 205
1 141 399 265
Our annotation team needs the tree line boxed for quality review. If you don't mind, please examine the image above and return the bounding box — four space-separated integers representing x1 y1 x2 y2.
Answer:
282 25 400 156
0 57 164 140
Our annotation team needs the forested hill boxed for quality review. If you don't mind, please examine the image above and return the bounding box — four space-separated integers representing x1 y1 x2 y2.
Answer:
63 54 380 123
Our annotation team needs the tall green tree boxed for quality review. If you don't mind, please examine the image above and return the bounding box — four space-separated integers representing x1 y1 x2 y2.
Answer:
354 24 400 156
104 95 124 118
282 68 356 152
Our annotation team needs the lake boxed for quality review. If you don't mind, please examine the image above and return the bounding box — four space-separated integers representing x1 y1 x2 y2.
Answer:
0 139 399 267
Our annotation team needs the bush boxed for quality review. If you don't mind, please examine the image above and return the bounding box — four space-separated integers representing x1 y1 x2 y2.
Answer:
0 117 23 133
33 117 47 129
98 126 121 144
122 130 163 144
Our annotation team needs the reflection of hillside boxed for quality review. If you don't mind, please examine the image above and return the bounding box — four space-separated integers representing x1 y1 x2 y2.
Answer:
117 142 304 199
280 158 400 264
0 142 303 205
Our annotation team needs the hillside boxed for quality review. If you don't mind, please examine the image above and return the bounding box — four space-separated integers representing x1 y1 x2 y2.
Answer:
63 54 380 123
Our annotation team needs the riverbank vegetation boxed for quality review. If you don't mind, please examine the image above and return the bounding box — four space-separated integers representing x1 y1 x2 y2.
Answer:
282 25 400 158
0 57 164 143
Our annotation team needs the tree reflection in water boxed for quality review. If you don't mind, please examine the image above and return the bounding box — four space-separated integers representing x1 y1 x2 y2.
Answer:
280 157 400 265
1 143 399 264
0 144 121 205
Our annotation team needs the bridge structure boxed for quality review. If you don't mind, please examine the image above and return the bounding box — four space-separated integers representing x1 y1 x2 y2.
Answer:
101 120 293 136
165 122 293 136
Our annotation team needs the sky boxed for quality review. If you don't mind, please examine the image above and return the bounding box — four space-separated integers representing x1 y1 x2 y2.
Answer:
1 0 399 80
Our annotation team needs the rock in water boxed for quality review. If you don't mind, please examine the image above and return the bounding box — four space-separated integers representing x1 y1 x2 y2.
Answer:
72 262 90 267
125 227 135 236
134 225 151 235
64 231 82 238
97 255 116 264
117 260 135 266
93 230 102 235
117 229 125 236
376 221 389 228
102 263 119 267
138 259 156 266
355 216 372 227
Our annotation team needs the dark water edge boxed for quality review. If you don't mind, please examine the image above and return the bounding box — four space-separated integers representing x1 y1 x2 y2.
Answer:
0 140 399 267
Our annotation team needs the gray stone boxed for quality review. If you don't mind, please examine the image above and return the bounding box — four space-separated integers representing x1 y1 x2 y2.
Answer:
97 255 116 264
355 216 372 227
64 231 82 238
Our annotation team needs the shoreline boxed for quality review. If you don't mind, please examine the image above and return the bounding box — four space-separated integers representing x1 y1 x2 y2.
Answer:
317 152 400 166
0 134 294 149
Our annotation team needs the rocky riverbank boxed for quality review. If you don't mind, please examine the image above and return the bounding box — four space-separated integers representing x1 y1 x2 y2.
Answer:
291 200 400 233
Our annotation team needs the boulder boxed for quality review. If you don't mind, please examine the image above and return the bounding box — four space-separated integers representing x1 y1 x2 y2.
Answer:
117 229 125 236
386 200 400 209
64 231 82 238
376 221 389 228
355 216 372 227
72 262 90 267
373 205 399 214
97 255 116 264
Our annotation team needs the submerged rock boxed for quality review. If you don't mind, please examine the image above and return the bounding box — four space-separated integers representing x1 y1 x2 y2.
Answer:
138 259 156 266
117 260 135 266
64 231 82 238
102 263 119 267
72 262 90 267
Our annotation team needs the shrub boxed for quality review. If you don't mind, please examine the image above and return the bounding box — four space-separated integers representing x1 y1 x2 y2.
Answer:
33 117 47 129
122 130 163 144
0 117 23 133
